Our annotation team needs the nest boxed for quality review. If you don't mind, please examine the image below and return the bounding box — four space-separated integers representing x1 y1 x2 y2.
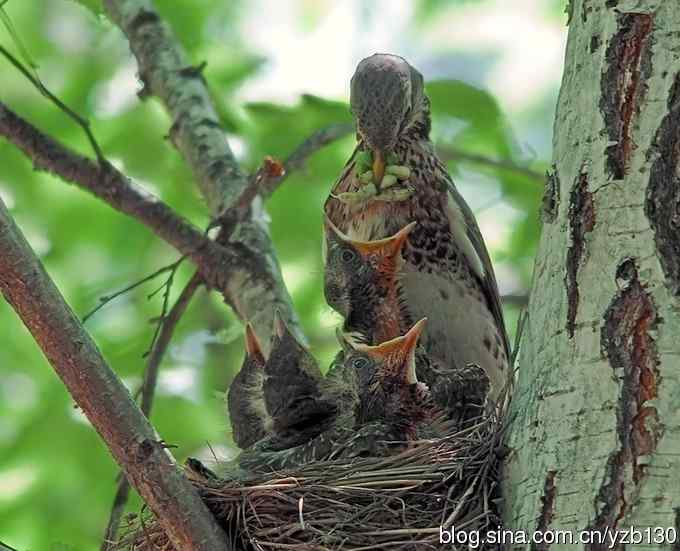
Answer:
116 410 506 551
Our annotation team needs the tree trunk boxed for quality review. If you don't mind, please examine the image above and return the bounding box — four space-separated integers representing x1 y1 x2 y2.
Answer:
505 0 680 547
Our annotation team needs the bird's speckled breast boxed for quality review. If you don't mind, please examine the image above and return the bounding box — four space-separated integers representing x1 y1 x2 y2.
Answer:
325 139 466 283
325 140 509 402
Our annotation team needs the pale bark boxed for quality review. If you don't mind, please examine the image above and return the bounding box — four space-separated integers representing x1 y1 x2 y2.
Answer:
102 0 302 352
506 1 680 549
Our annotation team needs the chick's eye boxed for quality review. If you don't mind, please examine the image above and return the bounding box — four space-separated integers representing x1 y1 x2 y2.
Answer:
341 248 357 263
352 356 369 370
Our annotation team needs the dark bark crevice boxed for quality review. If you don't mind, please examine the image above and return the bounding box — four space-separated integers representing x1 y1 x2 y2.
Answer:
600 12 654 180
565 169 595 338
541 166 560 224
531 470 558 551
587 258 662 549
645 72 680 296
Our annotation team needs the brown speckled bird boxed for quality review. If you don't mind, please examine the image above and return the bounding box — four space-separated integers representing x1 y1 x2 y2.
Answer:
227 324 272 449
325 53 510 404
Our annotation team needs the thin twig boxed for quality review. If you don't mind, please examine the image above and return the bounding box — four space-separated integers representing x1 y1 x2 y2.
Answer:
438 146 545 184
0 42 104 162
143 257 185 357
261 122 354 199
82 259 183 323
214 122 354 230
101 272 203 551
142 271 202 414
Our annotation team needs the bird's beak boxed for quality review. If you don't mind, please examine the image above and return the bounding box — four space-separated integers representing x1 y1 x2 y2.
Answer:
349 221 416 259
244 323 265 364
400 318 426 384
359 317 427 384
372 149 386 186
272 309 308 350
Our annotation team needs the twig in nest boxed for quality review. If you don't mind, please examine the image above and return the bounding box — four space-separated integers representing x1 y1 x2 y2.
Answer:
101 272 203 551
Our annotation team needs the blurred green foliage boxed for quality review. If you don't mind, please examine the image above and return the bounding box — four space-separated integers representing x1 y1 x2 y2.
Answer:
0 0 556 548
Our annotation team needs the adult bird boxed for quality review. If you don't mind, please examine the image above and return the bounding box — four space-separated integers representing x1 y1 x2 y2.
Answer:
325 53 510 405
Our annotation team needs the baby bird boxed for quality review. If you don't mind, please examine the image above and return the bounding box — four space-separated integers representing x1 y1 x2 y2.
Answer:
239 319 453 472
227 324 272 449
262 312 338 447
345 317 451 442
324 217 489 418
324 215 415 345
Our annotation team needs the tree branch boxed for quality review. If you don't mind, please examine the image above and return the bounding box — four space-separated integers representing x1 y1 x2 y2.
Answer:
0 102 232 285
221 122 355 224
438 146 545 184
0 197 228 551
102 0 303 348
101 272 203 551
261 122 354 200
0 101 281 353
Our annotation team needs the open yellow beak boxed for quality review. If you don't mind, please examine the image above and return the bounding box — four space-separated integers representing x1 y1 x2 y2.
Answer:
356 318 427 384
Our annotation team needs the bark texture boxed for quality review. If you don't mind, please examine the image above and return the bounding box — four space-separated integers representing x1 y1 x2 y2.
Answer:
0 198 228 551
102 0 302 352
506 1 680 548
0 103 239 290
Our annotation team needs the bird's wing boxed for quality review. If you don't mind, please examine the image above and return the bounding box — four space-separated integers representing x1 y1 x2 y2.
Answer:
444 178 511 358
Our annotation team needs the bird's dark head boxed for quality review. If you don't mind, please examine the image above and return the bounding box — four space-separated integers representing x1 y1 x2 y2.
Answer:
343 318 431 432
350 54 430 170
267 311 316 373
323 216 415 321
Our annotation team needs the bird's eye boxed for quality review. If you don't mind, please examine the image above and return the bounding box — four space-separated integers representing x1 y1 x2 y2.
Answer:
352 356 369 370
341 248 357 263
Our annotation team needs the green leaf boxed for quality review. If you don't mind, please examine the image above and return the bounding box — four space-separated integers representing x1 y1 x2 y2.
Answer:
427 79 516 159
68 0 103 16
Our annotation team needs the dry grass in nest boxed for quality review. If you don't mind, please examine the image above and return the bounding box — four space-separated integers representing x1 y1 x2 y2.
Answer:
116 410 506 551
